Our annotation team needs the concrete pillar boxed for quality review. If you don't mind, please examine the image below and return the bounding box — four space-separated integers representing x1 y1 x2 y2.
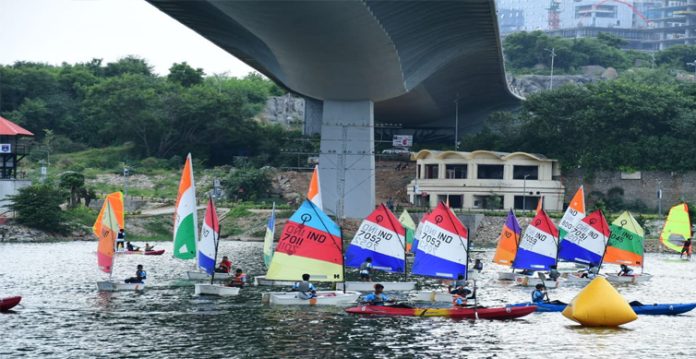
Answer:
303 97 323 136
318 100 375 219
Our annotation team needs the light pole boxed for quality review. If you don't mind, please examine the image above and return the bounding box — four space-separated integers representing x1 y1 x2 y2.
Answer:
687 60 696 81
546 48 556 90
123 167 130 211
454 95 460 151
657 179 663 217
523 174 530 212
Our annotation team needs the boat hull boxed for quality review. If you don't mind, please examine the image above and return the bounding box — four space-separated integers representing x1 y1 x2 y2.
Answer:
186 271 233 281
509 302 567 312
336 281 417 292
194 284 240 297
515 276 559 288
562 273 592 285
0 296 22 311
510 301 696 315
262 291 360 306
96 281 145 292
605 273 652 284
345 305 537 320
253 275 295 287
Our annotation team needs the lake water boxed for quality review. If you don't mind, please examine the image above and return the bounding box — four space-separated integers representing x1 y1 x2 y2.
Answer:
1 241 695 358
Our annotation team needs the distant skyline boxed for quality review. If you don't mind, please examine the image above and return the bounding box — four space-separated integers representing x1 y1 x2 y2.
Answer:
0 0 255 77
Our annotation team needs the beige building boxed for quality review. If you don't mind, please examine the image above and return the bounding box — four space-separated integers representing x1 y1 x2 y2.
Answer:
407 150 565 211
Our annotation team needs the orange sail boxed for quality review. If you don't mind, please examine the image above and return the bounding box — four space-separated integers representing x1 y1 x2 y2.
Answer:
95 193 122 274
492 210 522 265
307 165 322 210
92 192 125 240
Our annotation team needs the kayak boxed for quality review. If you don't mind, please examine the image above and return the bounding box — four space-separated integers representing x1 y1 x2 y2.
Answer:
345 304 537 320
262 291 361 306
509 301 696 315
119 249 165 256
0 296 22 311
336 281 417 292
605 273 652 284
96 281 146 292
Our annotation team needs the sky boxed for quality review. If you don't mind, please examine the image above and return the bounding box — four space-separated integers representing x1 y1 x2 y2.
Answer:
0 0 255 76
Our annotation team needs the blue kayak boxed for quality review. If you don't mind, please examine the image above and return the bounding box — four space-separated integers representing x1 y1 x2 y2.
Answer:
509 301 696 315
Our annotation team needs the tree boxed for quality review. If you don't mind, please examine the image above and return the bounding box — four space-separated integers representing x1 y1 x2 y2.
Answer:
8 184 67 233
60 171 86 208
656 45 696 71
168 62 204 87
224 167 272 202
103 56 153 77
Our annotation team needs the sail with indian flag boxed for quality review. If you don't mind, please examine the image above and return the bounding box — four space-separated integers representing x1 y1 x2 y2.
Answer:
307 165 322 210
173 153 198 260
398 209 417 253
265 200 343 281
604 211 644 267
95 193 122 273
492 210 522 265
558 186 586 241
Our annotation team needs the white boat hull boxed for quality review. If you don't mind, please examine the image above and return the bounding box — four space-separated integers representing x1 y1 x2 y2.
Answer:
186 271 233 281
605 273 652 284
497 272 516 281
97 281 145 292
262 291 360 306
411 290 453 302
514 276 559 288
194 284 240 297
562 273 592 285
336 281 417 292
253 275 295 287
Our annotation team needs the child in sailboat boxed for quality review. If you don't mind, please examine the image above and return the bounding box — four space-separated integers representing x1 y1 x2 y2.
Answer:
359 257 373 281
362 284 393 306
618 264 634 276
548 265 560 281
292 273 317 300
227 268 247 287
216 256 232 273
116 229 126 251
125 265 147 284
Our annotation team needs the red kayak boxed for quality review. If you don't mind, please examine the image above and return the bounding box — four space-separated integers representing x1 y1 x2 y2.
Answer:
345 305 537 320
122 249 165 256
0 296 22 312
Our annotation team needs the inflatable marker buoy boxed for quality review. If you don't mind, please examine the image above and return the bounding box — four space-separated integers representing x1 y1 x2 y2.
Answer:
562 277 637 327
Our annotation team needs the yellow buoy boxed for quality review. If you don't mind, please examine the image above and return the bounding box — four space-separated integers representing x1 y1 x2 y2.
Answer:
562 277 637 327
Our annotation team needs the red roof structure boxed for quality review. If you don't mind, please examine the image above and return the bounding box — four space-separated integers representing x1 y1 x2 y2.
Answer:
0 116 34 136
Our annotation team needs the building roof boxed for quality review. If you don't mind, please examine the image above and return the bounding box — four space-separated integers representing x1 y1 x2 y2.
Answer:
411 149 554 162
0 116 34 136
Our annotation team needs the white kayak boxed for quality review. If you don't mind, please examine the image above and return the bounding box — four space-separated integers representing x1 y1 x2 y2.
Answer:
194 284 240 297
186 271 233 281
261 291 361 306
97 281 145 292
410 290 453 302
605 273 652 284
515 276 560 289
253 275 296 287
336 281 417 292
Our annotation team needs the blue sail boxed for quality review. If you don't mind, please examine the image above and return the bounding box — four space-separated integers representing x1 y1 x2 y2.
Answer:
344 205 406 273
557 210 610 265
512 210 559 271
411 203 468 279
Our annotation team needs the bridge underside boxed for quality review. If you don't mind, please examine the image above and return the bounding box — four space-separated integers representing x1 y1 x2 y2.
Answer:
147 0 521 218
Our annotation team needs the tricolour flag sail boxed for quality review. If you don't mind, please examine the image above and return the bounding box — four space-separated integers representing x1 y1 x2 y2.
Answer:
557 210 610 265
95 194 121 274
492 210 522 265
659 203 691 253
558 186 586 240
345 204 406 273
93 191 124 245
263 203 276 267
197 197 220 275
513 209 559 270
266 200 343 281
173 153 198 260
398 209 416 253
604 211 644 267
411 202 468 279
307 165 322 210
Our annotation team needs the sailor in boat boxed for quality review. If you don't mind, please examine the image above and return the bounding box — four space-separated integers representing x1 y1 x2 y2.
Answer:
448 274 467 294
452 286 475 307
215 256 232 273
579 263 599 278
144 243 155 252
126 241 140 252
292 273 317 300
531 284 549 304
125 264 147 284
116 229 126 251
361 284 392 306
548 265 561 281
359 257 373 281
227 268 248 288
473 259 484 273
618 264 635 277
681 237 692 259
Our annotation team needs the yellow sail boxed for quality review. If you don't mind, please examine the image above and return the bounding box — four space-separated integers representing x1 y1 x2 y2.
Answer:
659 203 691 253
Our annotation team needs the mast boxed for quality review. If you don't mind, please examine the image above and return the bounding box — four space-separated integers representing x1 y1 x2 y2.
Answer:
596 209 609 275
210 195 220 285
106 200 115 281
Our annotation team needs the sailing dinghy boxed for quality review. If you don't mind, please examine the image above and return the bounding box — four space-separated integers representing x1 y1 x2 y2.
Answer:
399 209 417 253
493 210 522 281
558 210 611 285
194 196 239 297
513 209 561 288
604 211 652 284
658 203 692 259
96 192 144 292
261 200 360 305
338 204 416 292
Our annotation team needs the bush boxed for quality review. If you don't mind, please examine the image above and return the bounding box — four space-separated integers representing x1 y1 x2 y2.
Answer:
224 167 272 202
8 184 67 233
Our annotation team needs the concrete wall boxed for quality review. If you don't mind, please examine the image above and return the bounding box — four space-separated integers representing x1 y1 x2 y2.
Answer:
0 179 32 215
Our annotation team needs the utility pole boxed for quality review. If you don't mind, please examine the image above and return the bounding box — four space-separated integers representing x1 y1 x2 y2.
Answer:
454 96 460 151
546 48 556 90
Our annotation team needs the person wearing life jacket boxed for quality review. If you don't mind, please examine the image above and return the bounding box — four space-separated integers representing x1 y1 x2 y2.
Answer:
548 265 561 281
681 237 692 259
292 273 317 300
216 256 232 273
618 264 634 276
531 283 548 304
227 268 247 288
362 284 391 306
116 228 126 251
359 257 373 281
448 274 467 294
125 264 147 284
126 241 139 252
452 286 474 307
579 263 599 278
144 243 155 252
473 259 483 272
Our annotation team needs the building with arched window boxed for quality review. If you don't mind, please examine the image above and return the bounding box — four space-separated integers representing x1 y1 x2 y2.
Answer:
407 150 565 211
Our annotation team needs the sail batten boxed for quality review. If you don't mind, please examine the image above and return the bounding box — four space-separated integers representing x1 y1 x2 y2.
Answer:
345 204 406 273
411 203 468 279
173 153 198 260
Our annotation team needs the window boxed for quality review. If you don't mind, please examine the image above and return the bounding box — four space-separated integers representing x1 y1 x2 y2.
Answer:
477 164 504 179
424 164 439 179
513 165 538 180
514 196 540 210
473 195 503 209
446 164 467 179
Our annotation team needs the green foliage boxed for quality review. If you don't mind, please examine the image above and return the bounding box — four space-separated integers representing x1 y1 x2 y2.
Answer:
60 171 85 208
8 184 67 233
655 45 696 71
224 168 272 202
167 62 204 87
64 205 98 228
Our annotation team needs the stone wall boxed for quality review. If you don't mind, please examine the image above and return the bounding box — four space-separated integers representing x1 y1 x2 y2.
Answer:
257 94 305 129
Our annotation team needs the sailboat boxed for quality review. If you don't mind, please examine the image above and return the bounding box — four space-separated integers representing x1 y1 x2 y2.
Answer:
604 211 653 284
493 210 522 281
337 204 417 292
254 204 295 286
659 203 691 258
399 209 416 253
558 210 611 285
194 196 239 296
261 200 360 305
96 192 143 291
558 186 586 241
513 208 561 288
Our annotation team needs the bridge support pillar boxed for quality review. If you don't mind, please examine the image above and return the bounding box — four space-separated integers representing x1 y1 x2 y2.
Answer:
318 100 375 220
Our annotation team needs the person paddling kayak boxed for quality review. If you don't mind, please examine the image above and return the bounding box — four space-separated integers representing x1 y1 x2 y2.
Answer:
531 283 549 304
361 284 392 306
125 264 146 284
292 273 316 300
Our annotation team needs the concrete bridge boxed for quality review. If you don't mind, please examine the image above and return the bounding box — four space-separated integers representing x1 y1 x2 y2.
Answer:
147 0 521 218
